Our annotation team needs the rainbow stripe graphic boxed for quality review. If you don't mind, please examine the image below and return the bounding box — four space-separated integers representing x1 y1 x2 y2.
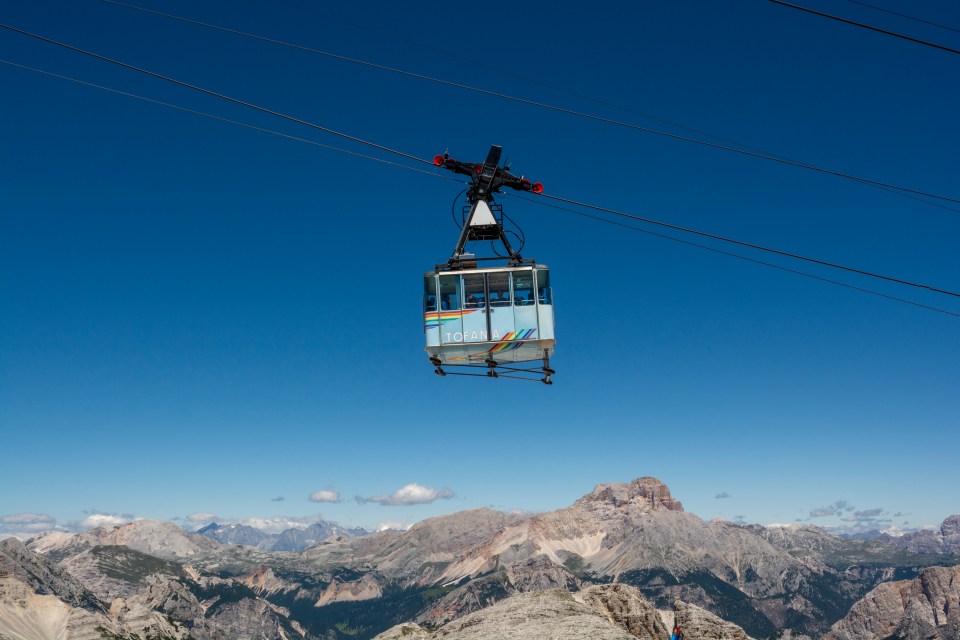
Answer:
484 329 537 353
423 309 478 329
445 329 539 362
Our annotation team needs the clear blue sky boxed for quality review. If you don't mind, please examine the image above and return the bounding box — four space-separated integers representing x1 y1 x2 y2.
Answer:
2 0 958 537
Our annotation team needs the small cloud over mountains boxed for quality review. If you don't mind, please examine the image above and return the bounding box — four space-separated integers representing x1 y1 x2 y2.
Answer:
715 492 731 499
0 513 59 539
240 516 330 534
1 511 141 539
359 483 455 506
271 496 285 502
807 500 901 535
376 521 413 532
71 511 136 531
809 500 855 518
309 489 341 504
186 512 219 523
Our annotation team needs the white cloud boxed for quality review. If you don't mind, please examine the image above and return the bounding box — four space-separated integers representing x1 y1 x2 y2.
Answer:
309 489 342 503
880 524 909 537
376 521 413 532
361 483 455 506
73 512 135 530
185 512 219 523
233 515 326 534
0 513 59 539
809 500 855 518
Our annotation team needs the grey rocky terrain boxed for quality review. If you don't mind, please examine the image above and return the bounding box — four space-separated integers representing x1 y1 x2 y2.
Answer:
374 585 747 640
824 564 960 640
2 477 957 640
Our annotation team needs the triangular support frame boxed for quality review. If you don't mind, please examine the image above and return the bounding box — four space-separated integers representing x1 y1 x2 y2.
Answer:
433 145 543 271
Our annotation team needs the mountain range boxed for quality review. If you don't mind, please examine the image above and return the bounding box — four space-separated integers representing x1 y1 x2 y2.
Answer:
2 477 957 640
195 521 368 552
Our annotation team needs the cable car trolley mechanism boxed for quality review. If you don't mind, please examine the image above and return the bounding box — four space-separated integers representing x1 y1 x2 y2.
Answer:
424 145 555 384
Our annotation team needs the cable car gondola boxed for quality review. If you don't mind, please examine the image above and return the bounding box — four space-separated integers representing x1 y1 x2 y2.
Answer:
424 146 555 384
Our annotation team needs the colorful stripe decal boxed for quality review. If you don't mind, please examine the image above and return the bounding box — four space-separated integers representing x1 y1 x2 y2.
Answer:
444 329 540 362
423 309 478 329
485 329 537 353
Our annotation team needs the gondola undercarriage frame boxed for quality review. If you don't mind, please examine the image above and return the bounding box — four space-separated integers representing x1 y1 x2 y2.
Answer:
430 355 554 384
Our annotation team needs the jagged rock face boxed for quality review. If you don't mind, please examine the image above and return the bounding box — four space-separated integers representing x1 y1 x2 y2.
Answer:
374 622 432 640
202 596 306 639
0 542 192 640
199 523 272 548
0 576 116 640
673 601 749 640
29 520 218 561
242 566 297 596
435 480 804 596
577 477 684 514
368 508 526 583
381 585 678 640
578 583 670 640
316 573 383 606
892 515 960 555
824 564 960 640
59 544 187 601
7 527 312 640
754 524 844 555
378 589 638 640
435 503 810 611
93 520 219 559
272 522 367 552
0 537 103 611
434 480 690 584
25 531 89 564
419 557 581 627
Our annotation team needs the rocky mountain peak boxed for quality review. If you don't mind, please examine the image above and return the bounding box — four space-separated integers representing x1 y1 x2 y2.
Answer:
92 520 218 559
941 514 960 538
576 477 683 513
889 514 960 555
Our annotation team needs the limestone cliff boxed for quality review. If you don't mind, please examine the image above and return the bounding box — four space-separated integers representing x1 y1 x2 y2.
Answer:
824 564 960 640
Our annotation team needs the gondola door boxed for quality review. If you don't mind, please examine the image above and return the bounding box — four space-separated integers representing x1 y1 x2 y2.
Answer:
436 274 462 347
461 272 488 343
487 271 515 342
512 270 538 339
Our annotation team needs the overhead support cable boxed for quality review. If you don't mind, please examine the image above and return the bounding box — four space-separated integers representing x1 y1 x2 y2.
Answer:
509 193 960 318
88 2 960 206
0 59 463 183
265 0 772 151
3 37 956 310
0 24 433 166
537 192 960 299
843 0 960 34
768 0 960 55
262 0 955 213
